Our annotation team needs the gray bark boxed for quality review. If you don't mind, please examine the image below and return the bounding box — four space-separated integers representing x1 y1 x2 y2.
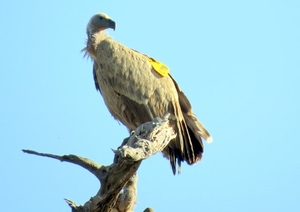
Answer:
23 113 176 212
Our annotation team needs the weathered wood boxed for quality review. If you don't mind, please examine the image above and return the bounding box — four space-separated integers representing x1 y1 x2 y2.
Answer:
23 113 175 212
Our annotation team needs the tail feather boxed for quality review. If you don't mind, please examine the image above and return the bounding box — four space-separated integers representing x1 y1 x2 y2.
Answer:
169 74 212 143
166 75 212 174
183 113 213 143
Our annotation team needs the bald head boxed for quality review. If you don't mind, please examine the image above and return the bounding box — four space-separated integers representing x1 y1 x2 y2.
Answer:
87 13 116 36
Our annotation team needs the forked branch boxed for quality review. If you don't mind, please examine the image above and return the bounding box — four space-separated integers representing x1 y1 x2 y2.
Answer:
23 113 176 212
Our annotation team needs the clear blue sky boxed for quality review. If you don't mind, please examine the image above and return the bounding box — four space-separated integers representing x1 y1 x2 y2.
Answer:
1 0 299 211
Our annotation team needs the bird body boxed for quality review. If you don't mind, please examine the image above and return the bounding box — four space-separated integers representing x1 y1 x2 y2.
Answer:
84 13 212 174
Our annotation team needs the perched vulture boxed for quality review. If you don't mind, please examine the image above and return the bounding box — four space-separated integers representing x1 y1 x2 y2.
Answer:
84 13 212 174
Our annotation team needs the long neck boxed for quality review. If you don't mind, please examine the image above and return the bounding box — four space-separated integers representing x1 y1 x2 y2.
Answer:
86 30 109 60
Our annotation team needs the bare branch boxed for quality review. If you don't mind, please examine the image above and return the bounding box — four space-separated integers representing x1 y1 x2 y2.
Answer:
23 114 174 212
22 149 103 181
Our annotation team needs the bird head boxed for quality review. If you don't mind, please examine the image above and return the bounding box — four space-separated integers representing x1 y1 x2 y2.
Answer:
87 13 116 36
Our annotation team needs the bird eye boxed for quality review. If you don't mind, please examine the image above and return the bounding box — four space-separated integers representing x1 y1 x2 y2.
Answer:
99 17 103 20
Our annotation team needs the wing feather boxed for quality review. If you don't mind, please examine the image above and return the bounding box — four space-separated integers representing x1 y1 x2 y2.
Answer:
92 37 210 174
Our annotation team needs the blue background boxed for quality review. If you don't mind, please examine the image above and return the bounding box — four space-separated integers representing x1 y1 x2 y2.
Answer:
1 1 299 211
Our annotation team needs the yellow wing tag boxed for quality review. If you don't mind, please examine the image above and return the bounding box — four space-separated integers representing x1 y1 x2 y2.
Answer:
149 58 170 77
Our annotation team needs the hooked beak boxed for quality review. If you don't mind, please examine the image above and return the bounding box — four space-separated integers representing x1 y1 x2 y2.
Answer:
108 19 116 30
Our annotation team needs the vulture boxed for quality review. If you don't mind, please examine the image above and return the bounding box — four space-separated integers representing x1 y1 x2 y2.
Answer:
83 13 212 174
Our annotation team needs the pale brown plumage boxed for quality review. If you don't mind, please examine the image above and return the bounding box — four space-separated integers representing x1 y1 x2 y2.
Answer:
84 13 212 174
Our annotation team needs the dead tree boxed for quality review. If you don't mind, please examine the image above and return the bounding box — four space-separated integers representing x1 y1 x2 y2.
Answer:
23 113 176 212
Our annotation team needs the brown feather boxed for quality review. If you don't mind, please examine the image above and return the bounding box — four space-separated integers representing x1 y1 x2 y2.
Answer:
85 14 212 174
